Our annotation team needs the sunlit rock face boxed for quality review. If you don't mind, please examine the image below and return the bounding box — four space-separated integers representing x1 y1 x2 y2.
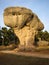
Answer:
3 7 44 49
4 7 32 28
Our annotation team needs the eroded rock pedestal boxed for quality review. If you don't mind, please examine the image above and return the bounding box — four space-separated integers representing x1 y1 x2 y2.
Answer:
3 7 44 50
14 27 37 49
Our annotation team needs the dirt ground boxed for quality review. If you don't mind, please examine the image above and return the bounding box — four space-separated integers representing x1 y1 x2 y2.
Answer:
0 50 49 65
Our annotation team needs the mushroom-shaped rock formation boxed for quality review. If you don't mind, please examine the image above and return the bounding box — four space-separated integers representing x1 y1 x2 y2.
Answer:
3 7 44 49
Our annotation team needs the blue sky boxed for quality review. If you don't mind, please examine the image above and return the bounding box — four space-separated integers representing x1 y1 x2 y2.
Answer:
0 0 49 32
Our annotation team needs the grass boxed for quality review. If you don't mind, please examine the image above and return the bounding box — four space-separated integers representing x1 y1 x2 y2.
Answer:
0 52 49 65
34 46 49 51
0 44 17 51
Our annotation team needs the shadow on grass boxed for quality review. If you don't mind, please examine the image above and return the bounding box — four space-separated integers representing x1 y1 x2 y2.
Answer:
0 52 49 65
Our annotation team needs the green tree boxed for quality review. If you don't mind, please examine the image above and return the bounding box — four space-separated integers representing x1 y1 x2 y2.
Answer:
37 30 49 42
7 28 20 46
0 30 2 45
1 27 9 46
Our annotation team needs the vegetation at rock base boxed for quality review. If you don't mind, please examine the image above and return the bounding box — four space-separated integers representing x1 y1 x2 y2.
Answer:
0 27 19 46
0 27 49 46
36 31 49 42
34 30 49 47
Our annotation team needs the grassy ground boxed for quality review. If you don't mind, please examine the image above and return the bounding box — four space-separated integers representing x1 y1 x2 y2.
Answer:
0 44 17 51
34 46 49 52
0 52 49 65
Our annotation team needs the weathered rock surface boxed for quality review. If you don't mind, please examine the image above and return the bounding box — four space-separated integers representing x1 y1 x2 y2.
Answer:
4 7 44 30
3 7 44 49
14 27 37 49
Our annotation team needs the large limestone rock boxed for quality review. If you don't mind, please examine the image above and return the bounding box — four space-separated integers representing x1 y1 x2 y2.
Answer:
3 7 44 49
